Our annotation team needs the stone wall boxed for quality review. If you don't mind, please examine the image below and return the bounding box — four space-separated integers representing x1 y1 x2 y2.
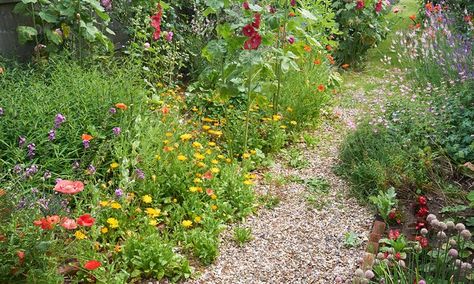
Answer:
0 0 33 59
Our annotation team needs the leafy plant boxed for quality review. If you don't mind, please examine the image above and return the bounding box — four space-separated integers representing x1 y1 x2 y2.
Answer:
369 187 397 222
233 227 252 247
344 231 362 248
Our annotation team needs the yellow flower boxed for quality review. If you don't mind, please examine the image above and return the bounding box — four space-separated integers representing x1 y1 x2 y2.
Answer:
208 130 222 136
189 186 200 193
280 125 287 129
110 162 119 169
142 195 152 203
194 216 202 223
177 154 187 161
149 219 158 226
193 178 202 183
272 115 282 121
196 162 206 168
205 149 212 155
250 150 257 155
217 155 225 159
290 120 297 125
155 154 161 160
75 230 87 240
202 125 211 131
208 142 216 147
194 153 205 160
145 208 161 218
110 202 122 209
244 180 254 185
101 227 109 234
192 106 198 112
211 194 217 200
163 139 169 144
152 174 156 182
165 132 173 137
107 218 119 228
225 158 232 163
173 198 177 203
211 205 218 211
245 173 257 179
101 183 107 189
203 117 213 122
242 153 251 159
211 167 220 174
99 201 109 207
180 133 192 141
114 245 122 253
135 208 142 213
287 107 293 112
211 159 219 164
182 220 193 228
192 141 202 148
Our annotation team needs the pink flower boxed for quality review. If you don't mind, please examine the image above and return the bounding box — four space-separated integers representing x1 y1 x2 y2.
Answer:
166 31 174 42
151 4 163 41
290 0 296 6
356 0 365 10
242 24 257 37
243 1 250 10
288 35 295 44
389 229 400 240
252 13 261 29
206 188 214 196
54 180 84 195
244 33 262 50
202 171 213 180
60 217 78 230
375 0 383 13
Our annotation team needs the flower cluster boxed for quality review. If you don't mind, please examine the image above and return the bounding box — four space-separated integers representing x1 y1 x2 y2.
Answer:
242 12 262 50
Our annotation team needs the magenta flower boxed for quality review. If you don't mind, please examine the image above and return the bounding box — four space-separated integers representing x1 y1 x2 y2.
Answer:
48 129 56 141
112 127 121 136
166 31 174 42
288 35 295 44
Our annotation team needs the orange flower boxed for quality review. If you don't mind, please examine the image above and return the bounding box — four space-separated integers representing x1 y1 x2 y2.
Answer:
289 12 295 17
304 45 312 52
115 103 128 110
317 84 325 92
341 64 350 69
409 14 416 21
82 134 93 141
327 55 335 65
161 106 169 115
313 58 321 65
326 45 332 51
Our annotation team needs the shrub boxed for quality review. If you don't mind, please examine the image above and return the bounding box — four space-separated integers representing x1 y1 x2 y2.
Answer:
331 0 392 67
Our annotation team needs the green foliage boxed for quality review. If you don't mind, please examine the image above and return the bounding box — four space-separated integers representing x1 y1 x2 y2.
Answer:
14 0 114 54
331 0 392 67
344 231 362 248
233 227 253 246
369 187 397 222
258 194 281 209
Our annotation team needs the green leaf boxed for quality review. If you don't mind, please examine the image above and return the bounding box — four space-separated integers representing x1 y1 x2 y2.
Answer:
17 26 38 44
45 28 62 45
39 10 58 23
298 8 317 21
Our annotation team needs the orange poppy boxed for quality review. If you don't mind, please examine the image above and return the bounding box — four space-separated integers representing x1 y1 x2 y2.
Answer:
327 54 335 65
409 14 416 21
82 134 93 141
341 64 350 69
317 84 325 92
326 45 332 51
304 45 312 52
115 103 128 110
161 106 169 114
415 23 421 29
314 58 321 65
289 12 295 17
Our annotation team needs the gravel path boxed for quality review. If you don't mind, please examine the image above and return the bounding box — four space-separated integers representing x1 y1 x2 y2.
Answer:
183 102 374 283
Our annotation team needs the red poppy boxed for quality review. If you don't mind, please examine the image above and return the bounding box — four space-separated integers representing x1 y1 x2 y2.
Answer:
83 260 101 270
252 13 261 29
244 33 262 50
77 214 95 227
395 252 402 260
206 188 214 196
161 106 170 115
242 24 256 37
341 64 350 70
388 210 396 219
418 196 427 206
17 250 25 264
33 218 54 230
48 215 60 224
54 180 84 195
425 2 433 12
317 84 325 92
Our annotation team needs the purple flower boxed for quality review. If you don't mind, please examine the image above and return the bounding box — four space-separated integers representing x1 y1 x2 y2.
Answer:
0 107 3 116
288 35 295 44
115 188 123 198
135 168 145 180
109 107 117 114
19 136 26 148
27 143 36 158
43 171 51 180
290 0 296 6
83 140 90 149
100 0 112 11
112 127 121 136
87 164 96 175
24 164 38 178
13 164 22 175
166 31 174 42
48 129 56 141
17 199 27 209
54 113 66 128
31 188 39 194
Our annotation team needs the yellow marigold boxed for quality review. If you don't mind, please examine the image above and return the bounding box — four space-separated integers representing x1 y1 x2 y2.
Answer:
205 149 212 155
75 230 87 240
280 125 287 129
203 117 213 122
145 208 161 218
211 167 220 174
180 133 192 141
211 205 218 211
163 139 169 145
194 153 205 160
290 121 297 125
244 180 254 185
192 141 202 148
208 130 222 136
114 245 122 253
193 178 202 183
202 125 211 131
177 154 187 161
155 154 161 160
165 132 173 137
142 195 152 203
242 153 251 159
110 162 119 169
211 159 219 164
191 106 198 112
225 158 232 163
194 216 202 223
182 220 193 228
211 194 217 200
272 115 282 121
99 201 109 207
208 142 216 147
107 218 119 228
110 202 122 209
101 227 108 234
250 150 257 155
217 155 225 159
149 219 158 226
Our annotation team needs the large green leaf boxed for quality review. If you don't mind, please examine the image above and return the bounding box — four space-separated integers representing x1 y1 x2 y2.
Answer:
17 26 38 44
39 10 59 23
